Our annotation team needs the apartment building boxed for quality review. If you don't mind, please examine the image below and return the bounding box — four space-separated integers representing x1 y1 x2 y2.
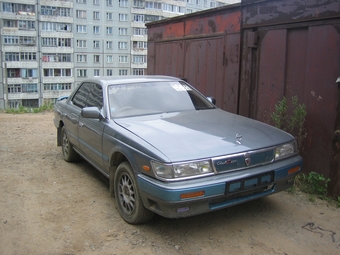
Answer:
0 0 239 109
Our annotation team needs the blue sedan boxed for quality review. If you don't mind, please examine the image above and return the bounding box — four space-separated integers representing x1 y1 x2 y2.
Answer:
54 76 303 224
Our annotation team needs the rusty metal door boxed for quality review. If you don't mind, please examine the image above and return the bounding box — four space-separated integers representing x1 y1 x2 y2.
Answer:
249 22 340 177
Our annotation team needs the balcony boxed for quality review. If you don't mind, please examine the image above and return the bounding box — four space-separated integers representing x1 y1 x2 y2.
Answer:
42 76 74 84
42 62 74 69
41 47 73 54
40 0 73 8
131 62 147 69
1 28 36 37
7 77 38 85
40 16 73 24
4 62 38 69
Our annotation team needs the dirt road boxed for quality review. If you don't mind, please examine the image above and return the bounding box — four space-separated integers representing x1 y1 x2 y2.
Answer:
0 112 339 255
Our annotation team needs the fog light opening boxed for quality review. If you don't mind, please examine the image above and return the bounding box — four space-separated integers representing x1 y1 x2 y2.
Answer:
176 207 189 213
180 191 205 199
288 166 301 175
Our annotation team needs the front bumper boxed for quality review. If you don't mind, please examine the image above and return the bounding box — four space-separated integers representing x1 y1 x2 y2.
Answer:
137 155 303 218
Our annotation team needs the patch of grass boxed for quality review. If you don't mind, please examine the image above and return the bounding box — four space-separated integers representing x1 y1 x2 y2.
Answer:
4 102 54 114
294 172 330 200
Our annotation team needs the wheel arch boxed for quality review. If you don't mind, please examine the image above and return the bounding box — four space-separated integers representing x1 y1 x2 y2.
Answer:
56 120 65 146
109 151 128 197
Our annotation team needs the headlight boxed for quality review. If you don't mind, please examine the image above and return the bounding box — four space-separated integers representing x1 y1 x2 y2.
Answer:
151 160 213 180
275 142 296 160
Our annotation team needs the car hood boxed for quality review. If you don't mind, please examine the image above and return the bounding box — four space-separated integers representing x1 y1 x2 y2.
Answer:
114 109 293 162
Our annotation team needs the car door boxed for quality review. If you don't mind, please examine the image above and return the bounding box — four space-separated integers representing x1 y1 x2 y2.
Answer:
62 84 89 149
77 82 106 170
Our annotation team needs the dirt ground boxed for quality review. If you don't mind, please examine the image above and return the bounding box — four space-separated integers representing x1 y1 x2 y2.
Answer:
0 112 339 255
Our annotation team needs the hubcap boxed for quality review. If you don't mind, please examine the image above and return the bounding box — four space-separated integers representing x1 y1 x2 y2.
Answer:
118 174 135 215
62 132 69 156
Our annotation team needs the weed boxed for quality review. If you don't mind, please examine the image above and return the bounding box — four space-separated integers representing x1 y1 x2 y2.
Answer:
4 102 54 114
271 96 307 152
295 172 330 200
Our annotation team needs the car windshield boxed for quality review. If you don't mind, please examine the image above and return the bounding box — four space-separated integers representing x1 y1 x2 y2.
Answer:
108 81 215 118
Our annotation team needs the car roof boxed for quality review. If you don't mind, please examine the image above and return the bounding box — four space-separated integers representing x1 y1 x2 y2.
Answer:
80 75 182 88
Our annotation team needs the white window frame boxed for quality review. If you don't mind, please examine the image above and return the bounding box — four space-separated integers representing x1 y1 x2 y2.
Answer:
93 11 100 20
119 55 128 63
76 40 87 48
106 41 113 49
76 25 87 33
106 27 113 35
106 12 113 20
119 14 128 21
106 55 113 63
118 42 128 50
119 28 128 35
93 40 100 49
93 26 100 34
77 54 87 62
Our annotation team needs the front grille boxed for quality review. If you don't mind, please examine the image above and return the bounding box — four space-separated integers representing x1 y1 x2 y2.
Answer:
212 148 274 173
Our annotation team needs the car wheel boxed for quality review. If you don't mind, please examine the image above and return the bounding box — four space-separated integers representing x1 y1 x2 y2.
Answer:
61 126 79 162
114 162 154 224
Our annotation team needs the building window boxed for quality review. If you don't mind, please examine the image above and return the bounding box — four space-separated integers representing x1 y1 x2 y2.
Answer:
133 69 146 75
93 40 100 49
42 53 71 62
119 14 128 21
44 69 71 77
119 69 128 76
106 55 113 63
106 0 113 6
18 20 36 30
119 0 128 7
42 38 71 47
133 28 147 36
3 36 19 45
76 10 87 19
77 69 87 77
77 55 87 62
119 28 128 35
8 84 38 94
133 15 144 22
76 0 87 3
119 55 128 63
145 1 162 9
118 42 128 50
21 52 37 61
93 0 99 5
133 55 147 64
44 83 72 91
93 11 100 20
42 22 71 31
210 1 216 8
94 55 100 63
133 41 147 49
5 52 20 61
106 12 113 20
106 41 113 49
2 3 35 13
106 27 113 35
76 40 87 48
94 69 100 77
93 26 100 34
41 6 71 17
76 25 87 33
107 69 113 76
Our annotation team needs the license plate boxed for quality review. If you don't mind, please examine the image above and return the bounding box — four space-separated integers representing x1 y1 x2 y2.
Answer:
226 172 274 194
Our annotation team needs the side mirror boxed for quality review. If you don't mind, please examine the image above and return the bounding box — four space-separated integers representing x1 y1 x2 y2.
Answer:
207 96 216 105
81 107 104 119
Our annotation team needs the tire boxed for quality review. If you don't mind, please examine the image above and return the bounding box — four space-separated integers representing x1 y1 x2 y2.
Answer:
61 126 79 162
114 162 154 224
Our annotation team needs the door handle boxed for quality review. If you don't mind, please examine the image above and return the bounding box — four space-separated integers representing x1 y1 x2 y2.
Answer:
79 122 84 128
